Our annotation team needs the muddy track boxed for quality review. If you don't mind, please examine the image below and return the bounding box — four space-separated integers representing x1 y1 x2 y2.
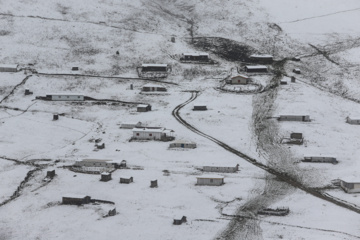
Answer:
36 72 178 85
0 167 43 207
172 92 360 214
0 75 32 104
308 44 340 65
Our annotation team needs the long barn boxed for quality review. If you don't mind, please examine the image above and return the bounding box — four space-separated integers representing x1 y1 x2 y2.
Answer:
0 64 18 72
46 93 84 101
141 64 168 72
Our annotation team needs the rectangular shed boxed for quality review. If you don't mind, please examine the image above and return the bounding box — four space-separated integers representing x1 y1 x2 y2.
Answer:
137 104 151 112
302 156 338 164
346 117 360 125
245 65 268 73
193 104 207 111
46 93 84 101
279 115 310 122
142 83 167 92
196 175 224 186
120 176 133 184
0 64 18 72
74 159 120 169
182 52 209 61
62 195 91 205
227 75 249 85
340 178 360 193
169 140 196 149
132 127 174 141
142 64 168 72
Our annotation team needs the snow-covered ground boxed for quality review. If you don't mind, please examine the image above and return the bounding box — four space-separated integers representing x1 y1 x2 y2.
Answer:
1 0 360 239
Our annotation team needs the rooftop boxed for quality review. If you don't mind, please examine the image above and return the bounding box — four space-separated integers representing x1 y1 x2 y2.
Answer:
142 83 165 88
183 52 209 56
63 194 89 199
0 64 18 68
231 75 249 79
132 127 165 133
142 64 168 67
137 104 150 108
47 93 84 96
196 175 224 179
80 159 113 163
245 65 268 69
250 54 273 58
340 177 360 183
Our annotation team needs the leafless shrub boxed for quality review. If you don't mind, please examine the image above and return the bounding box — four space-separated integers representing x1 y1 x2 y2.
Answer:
0 30 11 36
56 3 71 15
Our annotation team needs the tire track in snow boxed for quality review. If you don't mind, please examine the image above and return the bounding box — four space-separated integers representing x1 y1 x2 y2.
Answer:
0 75 32 105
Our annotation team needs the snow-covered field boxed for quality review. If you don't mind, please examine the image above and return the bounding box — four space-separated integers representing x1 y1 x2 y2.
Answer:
1 0 360 239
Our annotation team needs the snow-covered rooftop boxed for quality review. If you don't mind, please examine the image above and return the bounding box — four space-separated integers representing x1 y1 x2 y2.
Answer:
46 93 84 96
183 52 209 56
0 64 18 69
340 177 360 183
63 194 89 199
245 65 268 69
142 83 165 88
142 64 168 67
197 175 224 179
132 128 165 133
231 75 249 79
137 104 150 108
250 54 273 58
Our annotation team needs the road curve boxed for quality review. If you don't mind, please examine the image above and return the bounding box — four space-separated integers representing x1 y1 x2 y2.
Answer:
172 92 360 214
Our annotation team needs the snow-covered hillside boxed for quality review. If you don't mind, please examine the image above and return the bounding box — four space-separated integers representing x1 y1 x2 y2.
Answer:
1 1 360 240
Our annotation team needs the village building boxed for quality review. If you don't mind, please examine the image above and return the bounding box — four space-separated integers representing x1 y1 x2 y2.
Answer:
150 179 158 188
120 176 133 184
245 65 268 73
0 64 18 72
169 140 197 149
137 104 151 112
182 52 209 61
292 56 301 61
46 170 56 179
203 164 239 173
173 216 187 225
280 79 288 85
227 75 249 85
46 93 84 101
293 68 301 74
132 127 174 141
141 83 167 92
62 194 91 205
290 132 303 139
340 178 360 193
74 159 121 169
302 156 338 164
346 116 360 125
193 104 207 111
278 115 310 122
120 121 143 129
196 175 224 186
141 64 168 72
249 54 273 64
100 172 112 182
